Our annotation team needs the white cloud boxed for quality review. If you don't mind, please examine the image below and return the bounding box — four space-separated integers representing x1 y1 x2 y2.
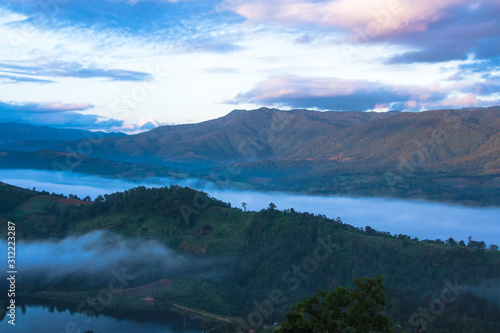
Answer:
0 8 28 25
224 0 470 37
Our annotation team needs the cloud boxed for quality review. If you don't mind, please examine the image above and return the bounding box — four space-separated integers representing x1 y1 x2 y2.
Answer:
0 61 153 82
0 101 92 113
0 7 28 25
441 93 479 107
223 0 500 64
109 0 186 4
0 74 54 84
2 0 241 54
176 37 242 54
225 0 468 35
294 34 315 44
202 67 240 74
0 100 124 130
384 1 500 63
457 57 500 79
0 230 234 288
443 56 500 103
229 75 444 110
229 75 500 111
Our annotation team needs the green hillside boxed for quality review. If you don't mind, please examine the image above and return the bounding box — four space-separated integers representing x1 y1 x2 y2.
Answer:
1 182 499 332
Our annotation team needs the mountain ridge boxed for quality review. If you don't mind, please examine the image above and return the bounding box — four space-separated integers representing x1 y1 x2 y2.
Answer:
47 107 402 164
0 106 499 204
0 122 126 148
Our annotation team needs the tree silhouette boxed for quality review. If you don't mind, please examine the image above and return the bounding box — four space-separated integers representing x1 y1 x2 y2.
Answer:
278 276 395 333
242 202 247 212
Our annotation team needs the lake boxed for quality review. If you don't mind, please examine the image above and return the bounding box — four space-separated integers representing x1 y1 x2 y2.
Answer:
0 299 202 333
1 169 499 245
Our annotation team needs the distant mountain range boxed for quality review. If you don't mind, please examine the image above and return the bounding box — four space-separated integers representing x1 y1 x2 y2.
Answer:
0 106 499 204
3 107 499 171
0 122 126 149
0 109 398 163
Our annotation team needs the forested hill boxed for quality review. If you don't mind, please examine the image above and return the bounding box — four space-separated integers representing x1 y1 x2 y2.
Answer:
1 182 499 332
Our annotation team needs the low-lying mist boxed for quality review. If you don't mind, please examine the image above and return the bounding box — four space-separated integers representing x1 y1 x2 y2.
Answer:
2 169 500 245
0 230 234 291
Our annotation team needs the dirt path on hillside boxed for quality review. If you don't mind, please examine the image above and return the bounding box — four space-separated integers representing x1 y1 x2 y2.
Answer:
173 304 232 323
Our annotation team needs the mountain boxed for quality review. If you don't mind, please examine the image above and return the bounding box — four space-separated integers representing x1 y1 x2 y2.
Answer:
0 122 126 149
0 149 179 178
36 106 499 173
1 107 499 204
56 108 400 166
1 182 499 332
140 121 157 130
0 108 397 164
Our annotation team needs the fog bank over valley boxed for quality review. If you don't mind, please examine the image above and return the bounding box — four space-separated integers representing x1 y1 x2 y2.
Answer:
1 169 499 245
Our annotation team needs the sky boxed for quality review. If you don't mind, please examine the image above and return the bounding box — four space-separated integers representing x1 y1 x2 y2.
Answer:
0 0 499 131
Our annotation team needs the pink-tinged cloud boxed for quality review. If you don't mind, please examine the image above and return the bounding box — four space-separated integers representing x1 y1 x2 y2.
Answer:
0 100 93 113
242 75 371 99
405 100 417 108
230 75 449 110
387 1 500 63
228 0 469 37
234 75 443 99
33 102 93 112
230 74 500 111
441 93 479 107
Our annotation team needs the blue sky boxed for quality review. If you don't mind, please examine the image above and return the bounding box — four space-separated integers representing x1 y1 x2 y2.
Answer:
0 0 499 131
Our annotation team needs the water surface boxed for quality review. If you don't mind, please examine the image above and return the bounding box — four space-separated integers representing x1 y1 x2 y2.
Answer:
0 302 201 333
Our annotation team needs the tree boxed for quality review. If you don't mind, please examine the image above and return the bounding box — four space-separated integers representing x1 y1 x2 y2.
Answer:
468 236 486 250
278 276 395 333
268 202 277 210
242 202 247 212
365 226 375 235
